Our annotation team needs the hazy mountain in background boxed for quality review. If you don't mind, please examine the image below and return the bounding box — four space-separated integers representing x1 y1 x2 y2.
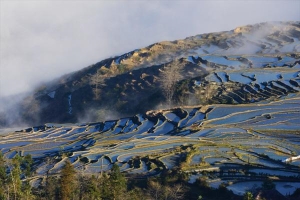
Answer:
0 21 299 127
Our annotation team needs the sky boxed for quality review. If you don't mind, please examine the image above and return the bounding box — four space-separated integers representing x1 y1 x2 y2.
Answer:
0 0 299 98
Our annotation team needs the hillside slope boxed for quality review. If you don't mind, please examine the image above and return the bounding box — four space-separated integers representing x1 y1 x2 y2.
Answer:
1 93 300 193
1 21 300 127
1 21 300 196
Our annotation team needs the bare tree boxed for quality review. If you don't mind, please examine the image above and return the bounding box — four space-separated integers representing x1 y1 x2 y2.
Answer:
205 82 213 101
159 60 183 107
148 180 184 200
148 180 162 200
90 69 105 100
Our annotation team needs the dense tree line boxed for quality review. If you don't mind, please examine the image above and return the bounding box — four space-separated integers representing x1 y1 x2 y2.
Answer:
0 153 189 200
38 162 188 200
1 152 300 200
0 152 237 200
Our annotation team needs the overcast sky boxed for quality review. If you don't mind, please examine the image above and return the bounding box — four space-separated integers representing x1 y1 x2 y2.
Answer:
0 0 299 98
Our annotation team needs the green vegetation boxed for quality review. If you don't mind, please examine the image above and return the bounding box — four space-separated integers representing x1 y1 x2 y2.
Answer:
243 192 254 200
0 152 7 200
0 153 34 200
0 152 237 199
60 160 76 200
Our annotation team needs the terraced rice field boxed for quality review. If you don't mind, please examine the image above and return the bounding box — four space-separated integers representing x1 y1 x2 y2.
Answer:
1 95 299 184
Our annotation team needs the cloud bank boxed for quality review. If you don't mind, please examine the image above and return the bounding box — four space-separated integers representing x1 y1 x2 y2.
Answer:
1 0 299 97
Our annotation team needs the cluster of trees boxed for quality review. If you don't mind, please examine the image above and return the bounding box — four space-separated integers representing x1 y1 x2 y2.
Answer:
0 153 33 200
1 152 299 200
39 162 189 200
0 152 129 200
41 161 129 200
0 152 189 200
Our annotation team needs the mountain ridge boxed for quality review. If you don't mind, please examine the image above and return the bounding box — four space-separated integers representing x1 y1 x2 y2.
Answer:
0 21 299 127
